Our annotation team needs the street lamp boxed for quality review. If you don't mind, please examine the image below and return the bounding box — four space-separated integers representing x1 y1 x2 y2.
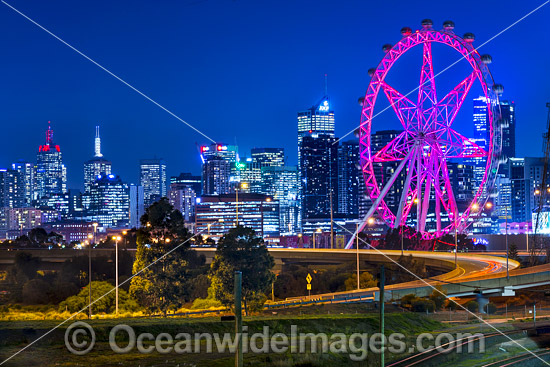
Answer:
112 235 122 315
87 233 93 319
122 230 127 249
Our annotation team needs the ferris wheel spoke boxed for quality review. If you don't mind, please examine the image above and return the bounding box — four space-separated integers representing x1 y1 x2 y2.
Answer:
418 41 437 129
373 131 412 162
437 71 477 128
419 154 436 232
442 129 489 158
439 159 459 223
395 148 418 227
381 82 418 130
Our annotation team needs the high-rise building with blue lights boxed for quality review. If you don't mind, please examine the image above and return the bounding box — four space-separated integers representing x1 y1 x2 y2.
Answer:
140 159 167 207
261 166 299 235
300 134 338 220
89 173 130 228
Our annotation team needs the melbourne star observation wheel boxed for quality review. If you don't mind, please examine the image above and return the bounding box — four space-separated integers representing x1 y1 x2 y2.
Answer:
347 19 502 248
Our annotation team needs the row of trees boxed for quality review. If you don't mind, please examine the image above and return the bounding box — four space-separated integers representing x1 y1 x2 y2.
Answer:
128 198 275 316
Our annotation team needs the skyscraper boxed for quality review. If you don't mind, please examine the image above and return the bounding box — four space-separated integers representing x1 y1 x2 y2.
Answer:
140 159 167 207
508 158 530 223
200 144 237 195
300 134 338 219
35 122 67 201
168 184 196 222
337 140 361 218
84 126 112 193
170 173 202 196
297 97 335 172
469 96 491 190
89 173 130 228
261 166 299 234
11 161 34 206
129 184 144 229
0 168 25 208
297 96 335 227
500 100 516 159
240 148 285 192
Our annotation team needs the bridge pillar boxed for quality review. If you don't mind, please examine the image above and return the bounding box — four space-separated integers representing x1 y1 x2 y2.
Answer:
476 294 489 314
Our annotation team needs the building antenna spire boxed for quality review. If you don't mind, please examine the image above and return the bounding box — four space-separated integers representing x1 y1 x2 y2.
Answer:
94 125 103 157
324 73 328 97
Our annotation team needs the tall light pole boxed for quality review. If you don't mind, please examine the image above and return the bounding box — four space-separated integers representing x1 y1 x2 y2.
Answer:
113 235 121 315
356 222 360 290
505 205 509 280
400 226 404 256
454 224 458 268
87 233 93 319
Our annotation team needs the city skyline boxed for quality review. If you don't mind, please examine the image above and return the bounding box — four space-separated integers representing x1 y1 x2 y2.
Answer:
0 1 548 189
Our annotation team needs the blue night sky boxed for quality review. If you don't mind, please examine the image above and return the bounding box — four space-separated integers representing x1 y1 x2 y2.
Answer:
0 0 548 190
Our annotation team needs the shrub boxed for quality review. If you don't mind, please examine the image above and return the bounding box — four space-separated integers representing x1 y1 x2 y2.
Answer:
485 302 497 314
22 279 50 304
411 299 435 313
466 300 479 312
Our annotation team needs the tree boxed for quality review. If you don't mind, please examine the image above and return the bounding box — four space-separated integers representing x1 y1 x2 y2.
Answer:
466 300 479 312
59 281 138 314
508 243 520 263
344 271 377 291
412 299 435 313
129 198 193 316
28 228 49 245
429 287 447 310
209 226 275 315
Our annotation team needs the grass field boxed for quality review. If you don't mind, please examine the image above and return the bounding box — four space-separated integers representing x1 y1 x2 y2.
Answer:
0 310 444 367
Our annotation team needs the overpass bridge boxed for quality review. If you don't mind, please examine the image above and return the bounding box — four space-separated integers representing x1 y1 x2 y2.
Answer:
3 248 544 306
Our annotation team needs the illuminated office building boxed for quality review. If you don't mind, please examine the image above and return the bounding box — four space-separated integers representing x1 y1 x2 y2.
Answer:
140 159 167 207
89 173 130 228
195 193 279 240
129 184 144 229
11 161 34 206
200 144 237 195
261 166 299 234
171 173 202 196
0 168 25 209
300 134 338 219
168 183 196 222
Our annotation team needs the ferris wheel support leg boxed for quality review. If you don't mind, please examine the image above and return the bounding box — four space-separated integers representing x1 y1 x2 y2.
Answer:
435 177 442 234
441 160 459 228
345 149 414 249
419 155 435 232
420 171 432 232
416 149 423 232
395 149 417 228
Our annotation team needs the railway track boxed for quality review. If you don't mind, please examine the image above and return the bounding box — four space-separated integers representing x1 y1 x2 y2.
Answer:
387 331 522 367
480 348 550 366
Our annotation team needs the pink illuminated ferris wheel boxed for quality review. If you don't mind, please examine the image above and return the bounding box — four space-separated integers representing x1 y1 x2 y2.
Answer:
351 20 502 245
